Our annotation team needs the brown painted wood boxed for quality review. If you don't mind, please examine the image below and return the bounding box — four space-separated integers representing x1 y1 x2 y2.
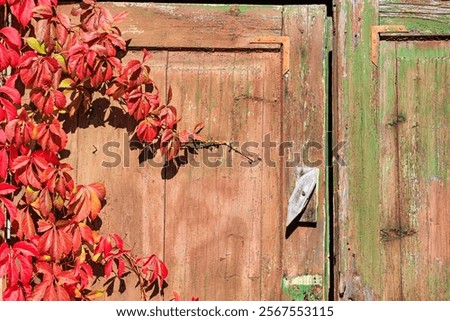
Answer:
59 3 283 49
281 6 328 301
260 55 283 301
164 51 279 300
377 40 450 300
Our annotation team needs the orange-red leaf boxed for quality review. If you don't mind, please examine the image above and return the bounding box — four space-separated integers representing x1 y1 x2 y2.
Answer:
38 224 72 260
69 183 106 222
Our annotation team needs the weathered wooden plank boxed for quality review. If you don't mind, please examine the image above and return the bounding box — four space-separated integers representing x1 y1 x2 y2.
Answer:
69 51 167 300
281 5 328 301
59 3 283 49
260 49 283 301
379 1 450 34
378 41 402 300
334 0 382 300
222 52 263 300
396 41 450 300
164 51 280 300
137 52 168 284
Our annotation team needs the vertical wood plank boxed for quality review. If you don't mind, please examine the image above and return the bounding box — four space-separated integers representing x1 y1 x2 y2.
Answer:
230 52 264 301
72 51 167 300
334 0 381 300
378 41 402 300
138 52 168 274
260 50 283 300
164 51 279 300
282 5 328 300
396 41 450 300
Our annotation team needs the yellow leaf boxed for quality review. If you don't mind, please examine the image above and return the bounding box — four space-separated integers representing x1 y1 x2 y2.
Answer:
92 252 101 262
26 37 46 55
41 255 52 261
52 53 66 69
86 290 105 300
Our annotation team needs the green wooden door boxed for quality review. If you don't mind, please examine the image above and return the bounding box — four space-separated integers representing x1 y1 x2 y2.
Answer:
379 40 450 300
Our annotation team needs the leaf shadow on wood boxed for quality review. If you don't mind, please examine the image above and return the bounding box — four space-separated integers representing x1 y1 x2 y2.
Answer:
61 97 138 134
161 147 200 180
60 97 197 180
104 273 131 297
58 149 71 160
146 280 168 300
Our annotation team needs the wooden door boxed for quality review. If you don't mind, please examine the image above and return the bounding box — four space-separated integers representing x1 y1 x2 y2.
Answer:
61 3 329 300
379 40 450 300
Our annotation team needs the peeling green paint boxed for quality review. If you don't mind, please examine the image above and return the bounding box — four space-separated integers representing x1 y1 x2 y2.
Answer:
427 268 450 300
344 0 381 294
396 45 450 182
245 82 252 98
380 17 450 35
195 89 201 103
282 275 323 301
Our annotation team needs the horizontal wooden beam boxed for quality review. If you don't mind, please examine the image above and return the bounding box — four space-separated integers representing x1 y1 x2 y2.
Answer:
380 1 450 35
58 3 283 49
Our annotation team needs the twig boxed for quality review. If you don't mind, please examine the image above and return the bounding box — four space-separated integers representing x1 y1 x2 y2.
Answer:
184 139 261 164
123 252 147 301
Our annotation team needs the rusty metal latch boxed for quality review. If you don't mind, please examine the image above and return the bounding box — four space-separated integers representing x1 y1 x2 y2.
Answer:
286 166 319 226
371 25 408 66
250 36 290 77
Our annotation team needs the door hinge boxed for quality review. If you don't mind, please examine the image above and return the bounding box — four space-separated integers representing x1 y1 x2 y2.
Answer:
371 25 408 66
250 36 290 77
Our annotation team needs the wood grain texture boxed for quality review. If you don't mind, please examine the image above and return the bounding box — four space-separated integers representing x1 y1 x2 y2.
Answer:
336 0 450 299
260 53 283 300
378 41 402 300
334 0 382 300
163 51 280 300
59 2 283 49
395 41 450 299
281 6 328 301
378 40 450 300
379 0 450 34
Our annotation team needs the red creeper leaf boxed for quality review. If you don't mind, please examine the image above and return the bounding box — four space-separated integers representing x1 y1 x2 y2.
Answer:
9 0 36 27
38 221 73 260
135 254 168 289
34 119 68 152
68 183 106 222
136 117 160 143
